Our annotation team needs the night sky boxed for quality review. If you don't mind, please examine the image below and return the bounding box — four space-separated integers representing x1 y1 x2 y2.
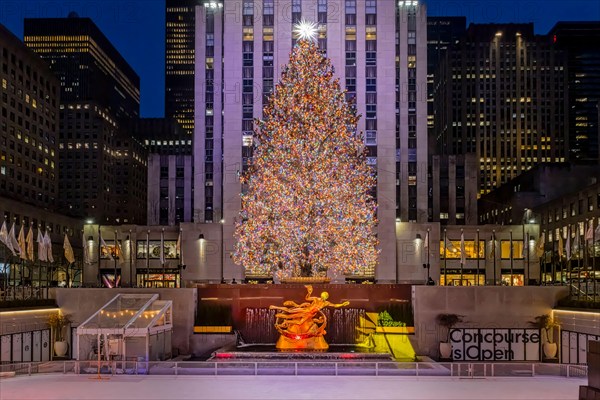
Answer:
1 0 598 118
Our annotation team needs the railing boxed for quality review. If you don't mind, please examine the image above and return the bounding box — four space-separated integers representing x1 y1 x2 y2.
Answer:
0 361 588 378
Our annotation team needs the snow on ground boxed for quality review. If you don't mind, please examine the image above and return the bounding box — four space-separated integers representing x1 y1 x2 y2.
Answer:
0 374 585 400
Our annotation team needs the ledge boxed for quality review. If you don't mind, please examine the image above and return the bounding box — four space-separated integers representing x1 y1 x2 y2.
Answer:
375 326 415 334
194 326 233 334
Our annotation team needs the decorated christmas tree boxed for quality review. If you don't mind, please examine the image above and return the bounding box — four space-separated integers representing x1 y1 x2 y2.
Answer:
233 32 378 279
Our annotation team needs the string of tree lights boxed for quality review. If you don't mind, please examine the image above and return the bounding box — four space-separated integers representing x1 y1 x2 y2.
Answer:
233 37 379 279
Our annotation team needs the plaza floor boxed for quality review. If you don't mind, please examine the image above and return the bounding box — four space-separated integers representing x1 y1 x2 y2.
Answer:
0 374 585 400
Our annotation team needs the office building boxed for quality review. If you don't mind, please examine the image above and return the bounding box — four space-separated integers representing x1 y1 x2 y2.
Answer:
550 22 600 163
24 14 140 123
139 118 193 225
165 0 198 135
430 154 478 225
0 24 60 210
427 16 466 151
24 15 147 224
434 23 569 196
194 0 429 281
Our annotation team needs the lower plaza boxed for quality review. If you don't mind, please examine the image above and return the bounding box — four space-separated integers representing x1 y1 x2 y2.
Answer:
0 375 587 400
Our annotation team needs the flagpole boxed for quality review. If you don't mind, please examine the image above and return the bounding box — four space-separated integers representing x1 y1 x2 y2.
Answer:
114 230 118 288
539 231 544 285
568 225 572 297
443 229 447 286
97 226 102 287
476 229 480 286
161 228 165 288
510 230 514 286
146 230 150 288
129 229 133 287
178 228 183 289
594 218 597 304
492 230 497 286
526 231 530 285
81 230 85 287
460 229 464 284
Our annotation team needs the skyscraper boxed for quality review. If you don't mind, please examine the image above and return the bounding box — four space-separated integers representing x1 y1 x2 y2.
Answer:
24 15 147 224
434 23 568 196
165 0 198 135
550 22 600 163
194 0 428 281
24 14 140 124
0 23 60 210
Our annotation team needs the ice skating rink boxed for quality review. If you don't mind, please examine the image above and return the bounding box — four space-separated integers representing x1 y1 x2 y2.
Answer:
0 374 585 400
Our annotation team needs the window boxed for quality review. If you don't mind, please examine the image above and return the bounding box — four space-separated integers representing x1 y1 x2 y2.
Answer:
439 240 485 259
365 131 376 145
500 240 524 259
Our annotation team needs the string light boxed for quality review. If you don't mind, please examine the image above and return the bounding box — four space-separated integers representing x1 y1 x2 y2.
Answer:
234 40 379 278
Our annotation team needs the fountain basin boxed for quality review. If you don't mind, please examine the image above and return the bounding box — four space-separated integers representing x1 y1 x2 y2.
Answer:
211 344 392 361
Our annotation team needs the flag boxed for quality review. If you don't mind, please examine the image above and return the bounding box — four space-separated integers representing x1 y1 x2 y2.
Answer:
536 232 545 258
460 231 466 264
83 232 92 265
44 231 54 263
573 228 581 256
37 229 47 262
558 233 564 258
585 221 594 242
423 231 429 249
18 225 27 260
565 231 571 260
0 220 8 247
595 222 600 241
114 232 124 267
26 226 34 261
444 236 456 255
63 234 75 264
176 230 182 264
7 223 20 256
160 230 165 265
488 234 496 259
100 235 114 261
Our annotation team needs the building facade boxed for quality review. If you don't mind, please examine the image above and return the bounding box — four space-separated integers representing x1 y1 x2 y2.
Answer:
550 22 600 163
194 0 429 282
165 0 198 135
434 23 569 196
430 154 478 225
426 16 466 152
140 118 194 226
24 15 147 225
0 24 60 210
478 163 600 226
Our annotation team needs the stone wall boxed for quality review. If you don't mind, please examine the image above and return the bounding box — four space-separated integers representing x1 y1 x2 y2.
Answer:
413 286 569 357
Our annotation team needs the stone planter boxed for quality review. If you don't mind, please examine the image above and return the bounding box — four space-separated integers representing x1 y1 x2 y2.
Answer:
543 342 558 359
54 341 68 357
439 342 452 359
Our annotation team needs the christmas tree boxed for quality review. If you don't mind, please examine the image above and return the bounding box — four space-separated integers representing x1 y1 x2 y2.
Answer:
233 36 378 279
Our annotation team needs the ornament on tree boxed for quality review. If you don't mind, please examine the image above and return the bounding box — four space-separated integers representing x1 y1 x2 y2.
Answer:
233 36 379 279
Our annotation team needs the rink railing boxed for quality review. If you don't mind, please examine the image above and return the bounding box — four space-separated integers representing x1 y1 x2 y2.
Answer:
0 361 588 378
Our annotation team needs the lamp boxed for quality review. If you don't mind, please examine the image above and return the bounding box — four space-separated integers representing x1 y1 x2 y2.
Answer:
416 233 422 240
199 234 205 240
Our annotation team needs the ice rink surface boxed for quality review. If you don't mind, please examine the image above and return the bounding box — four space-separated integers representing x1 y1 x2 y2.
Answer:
0 375 585 400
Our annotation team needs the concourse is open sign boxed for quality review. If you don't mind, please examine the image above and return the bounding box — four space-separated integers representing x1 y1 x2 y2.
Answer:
450 328 541 361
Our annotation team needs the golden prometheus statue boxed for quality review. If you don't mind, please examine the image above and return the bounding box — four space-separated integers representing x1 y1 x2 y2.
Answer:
269 285 350 350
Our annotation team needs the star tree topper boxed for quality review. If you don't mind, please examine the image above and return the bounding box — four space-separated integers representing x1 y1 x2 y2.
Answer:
293 19 318 42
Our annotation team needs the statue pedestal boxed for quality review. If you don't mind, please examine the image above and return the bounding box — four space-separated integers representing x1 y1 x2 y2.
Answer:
275 334 329 350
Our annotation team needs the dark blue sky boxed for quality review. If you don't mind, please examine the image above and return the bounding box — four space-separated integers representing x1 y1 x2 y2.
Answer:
1 0 598 118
